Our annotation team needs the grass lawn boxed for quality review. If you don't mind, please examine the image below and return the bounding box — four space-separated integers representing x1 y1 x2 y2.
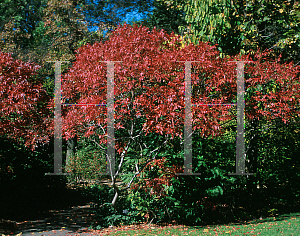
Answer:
90 212 300 235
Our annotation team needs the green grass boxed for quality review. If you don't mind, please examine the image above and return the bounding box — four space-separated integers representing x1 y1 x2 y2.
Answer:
107 212 300 235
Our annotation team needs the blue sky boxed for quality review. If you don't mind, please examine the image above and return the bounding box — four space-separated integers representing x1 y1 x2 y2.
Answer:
96 10 150 37
123 10 146 23
88 2 153 36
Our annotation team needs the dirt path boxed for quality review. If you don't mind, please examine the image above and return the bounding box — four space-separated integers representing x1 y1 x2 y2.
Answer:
1 203 97 235
0 179 125 235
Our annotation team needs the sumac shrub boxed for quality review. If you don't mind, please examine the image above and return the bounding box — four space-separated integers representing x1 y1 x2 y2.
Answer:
57 23 299 227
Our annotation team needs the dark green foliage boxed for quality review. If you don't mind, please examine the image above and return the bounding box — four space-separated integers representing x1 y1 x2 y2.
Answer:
0 135 90 220
85 185 139 228
64 136 107 184
184 0 300 64
0 135 54 183
100 133 238 226
139 0 188 35
71 116 300 228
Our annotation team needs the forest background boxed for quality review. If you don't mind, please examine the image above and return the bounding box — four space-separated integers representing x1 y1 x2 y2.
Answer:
0 0 300 229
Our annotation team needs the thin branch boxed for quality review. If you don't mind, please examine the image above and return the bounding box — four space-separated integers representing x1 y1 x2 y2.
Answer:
124 136 170 190
148 209 156 225
294 61 300 67
113 139 131 179
117 133 142 141
111 139 131 208
91 139 106 150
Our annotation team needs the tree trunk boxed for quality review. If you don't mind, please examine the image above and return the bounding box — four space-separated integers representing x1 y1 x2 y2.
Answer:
66 135 78 171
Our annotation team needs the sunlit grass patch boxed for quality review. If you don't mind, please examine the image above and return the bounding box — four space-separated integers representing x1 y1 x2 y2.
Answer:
97 212 300 235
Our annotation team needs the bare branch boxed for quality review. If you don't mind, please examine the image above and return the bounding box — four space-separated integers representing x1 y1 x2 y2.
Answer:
91 138 106 150
111 139 131 208
124 136 170 190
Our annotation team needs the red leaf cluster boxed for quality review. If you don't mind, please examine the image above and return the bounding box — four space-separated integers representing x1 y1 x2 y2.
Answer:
2 23 299 159
131 157 183 198
60 24 240 144
0 52 52 149
240 51 300 122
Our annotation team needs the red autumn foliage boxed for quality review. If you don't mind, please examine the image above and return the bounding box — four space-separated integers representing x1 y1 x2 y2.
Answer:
131 157 183 198
1 23 299 185
241 51 300 122
44 24 299 201
58 23 238 151
0 52 52 149
58 24 299 151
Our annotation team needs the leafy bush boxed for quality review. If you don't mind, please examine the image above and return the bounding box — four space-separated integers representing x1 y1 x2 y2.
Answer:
124 133 237 225
86 184 138 228
65 137 107 184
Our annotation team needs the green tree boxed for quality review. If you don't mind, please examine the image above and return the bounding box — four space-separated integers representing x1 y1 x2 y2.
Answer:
138 0 188 35
0 0 48 61
183 0 300 63
0 0 153 67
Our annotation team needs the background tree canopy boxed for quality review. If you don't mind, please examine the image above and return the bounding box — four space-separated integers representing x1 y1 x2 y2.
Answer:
137 0 300 64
